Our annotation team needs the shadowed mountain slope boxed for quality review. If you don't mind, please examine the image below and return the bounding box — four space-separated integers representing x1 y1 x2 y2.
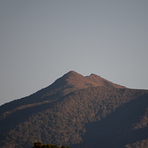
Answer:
0 71 147 148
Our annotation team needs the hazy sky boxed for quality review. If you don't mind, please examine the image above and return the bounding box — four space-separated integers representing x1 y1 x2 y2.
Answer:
0 0 148 105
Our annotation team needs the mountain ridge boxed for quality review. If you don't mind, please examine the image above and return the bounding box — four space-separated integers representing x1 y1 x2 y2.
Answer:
51 70 125 90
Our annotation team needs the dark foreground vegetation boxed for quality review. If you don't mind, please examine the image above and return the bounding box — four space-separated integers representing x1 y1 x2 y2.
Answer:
33 142 70 148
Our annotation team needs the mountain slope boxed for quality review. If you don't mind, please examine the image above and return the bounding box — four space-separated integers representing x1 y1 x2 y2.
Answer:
0 71 147 148
86 73 125 88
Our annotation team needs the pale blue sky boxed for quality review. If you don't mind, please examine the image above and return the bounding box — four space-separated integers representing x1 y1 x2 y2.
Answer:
0 0 148 105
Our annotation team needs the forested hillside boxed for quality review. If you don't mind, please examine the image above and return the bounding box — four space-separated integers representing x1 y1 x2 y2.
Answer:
0 71 147 148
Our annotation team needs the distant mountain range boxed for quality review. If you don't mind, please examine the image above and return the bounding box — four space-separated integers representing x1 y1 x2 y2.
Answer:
0 71 148 148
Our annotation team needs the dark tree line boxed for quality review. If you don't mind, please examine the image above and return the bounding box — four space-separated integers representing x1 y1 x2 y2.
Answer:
33 141 70 148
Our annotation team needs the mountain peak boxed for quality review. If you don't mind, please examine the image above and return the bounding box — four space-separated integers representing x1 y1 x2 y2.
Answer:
52 71 125 90
67 70 79 74
62 71 92 88
63 70 83 78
